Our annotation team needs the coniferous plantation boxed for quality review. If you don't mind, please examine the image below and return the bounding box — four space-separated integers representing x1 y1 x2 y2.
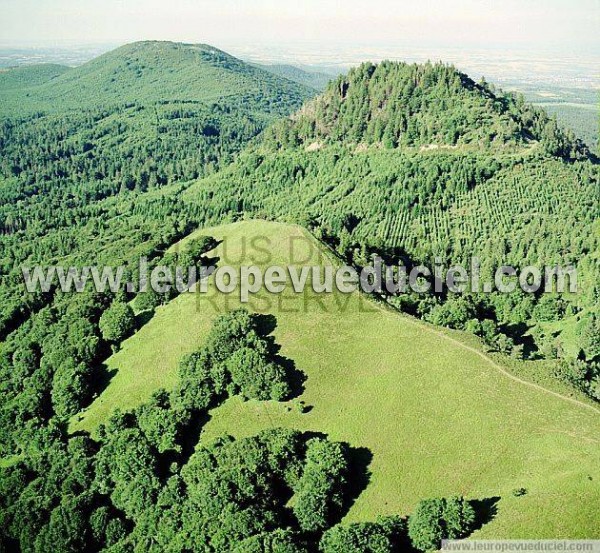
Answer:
0 39 599 552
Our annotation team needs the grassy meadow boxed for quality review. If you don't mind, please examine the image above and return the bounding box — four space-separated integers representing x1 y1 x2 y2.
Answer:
73 219 600 539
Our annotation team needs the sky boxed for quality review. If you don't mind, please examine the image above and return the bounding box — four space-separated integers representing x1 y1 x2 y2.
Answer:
0 0 598 53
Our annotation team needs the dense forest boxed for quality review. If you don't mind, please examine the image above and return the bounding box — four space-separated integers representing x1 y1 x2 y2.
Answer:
0 43 598 551
265 62 591 158
0 41 314 339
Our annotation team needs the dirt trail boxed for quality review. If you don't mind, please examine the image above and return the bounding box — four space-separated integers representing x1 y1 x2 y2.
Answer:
304 225 600 416
404 315 600 415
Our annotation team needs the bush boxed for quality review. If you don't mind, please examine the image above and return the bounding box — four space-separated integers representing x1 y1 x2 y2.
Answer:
408 496 475 551
186 236 219 261
234 529 307 552
320 516 407 552
133 290 163 313
99 301 136 344
425 297 475 330
225 347 290 401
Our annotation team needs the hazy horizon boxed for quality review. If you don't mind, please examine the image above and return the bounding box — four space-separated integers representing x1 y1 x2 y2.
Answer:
1 0 598 54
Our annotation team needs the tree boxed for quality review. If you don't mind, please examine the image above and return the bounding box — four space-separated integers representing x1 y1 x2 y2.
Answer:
579 315 600 362
51 358 94 418
479 319 498 348
94 426 161 519
172 349 227 411
89 506 128 549
204 308 258 363
493 333 516 356
11 344 40 380
293 439 349 532
441 496 476 540
133 290 163 313
408 498 444 552
425 297 475 330
186 235 219 261
135 390 190 453
225 347 291 401
34 493 93 553
320 516 407 552
99 301 136 345
408 496 475 552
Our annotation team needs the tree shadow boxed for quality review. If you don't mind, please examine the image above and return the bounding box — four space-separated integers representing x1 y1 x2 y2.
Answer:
502 322 538 359
470 496 501 532
177 408 215 465
95 364 118 393
279 356 307 399
342 445 373 518
82 364 118 416
201 254 220 269
376 243 416 268
186 253 220 291
253 313 277 336
253 313 307 399
135 309 154 328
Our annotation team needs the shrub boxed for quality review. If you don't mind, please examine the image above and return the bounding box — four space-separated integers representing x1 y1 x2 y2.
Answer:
408 496 475 551
99 301 136 344
225 347 290 401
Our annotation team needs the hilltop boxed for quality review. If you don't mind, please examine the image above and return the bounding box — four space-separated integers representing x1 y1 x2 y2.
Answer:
264 61 591 159
0 41 314 115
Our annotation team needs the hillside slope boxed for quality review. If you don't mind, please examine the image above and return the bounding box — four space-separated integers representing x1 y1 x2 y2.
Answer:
178 61 600 361
256 63 335 91
74 220 600 539
0 63 70 90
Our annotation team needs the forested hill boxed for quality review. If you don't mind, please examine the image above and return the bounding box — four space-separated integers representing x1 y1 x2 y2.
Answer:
1 41 314 115
182 61 600 385
0 40 316 206
0 41 316 338
264 61 592 160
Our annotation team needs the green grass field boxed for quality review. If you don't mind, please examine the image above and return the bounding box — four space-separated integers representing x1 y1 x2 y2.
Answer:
74 220 600 539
